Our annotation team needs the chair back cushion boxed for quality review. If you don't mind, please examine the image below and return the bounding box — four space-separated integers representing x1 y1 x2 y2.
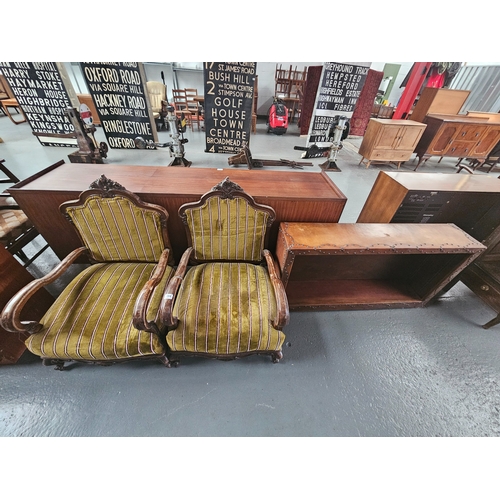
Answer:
184 196 271 262
65 194 166 262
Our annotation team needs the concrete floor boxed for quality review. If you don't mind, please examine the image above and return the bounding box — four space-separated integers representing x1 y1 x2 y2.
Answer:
1 112 500 440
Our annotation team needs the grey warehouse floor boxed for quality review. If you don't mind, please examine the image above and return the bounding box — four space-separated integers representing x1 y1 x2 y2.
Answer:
2 111 500 446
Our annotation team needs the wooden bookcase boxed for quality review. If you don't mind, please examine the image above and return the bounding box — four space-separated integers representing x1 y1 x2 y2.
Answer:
276 222 484 311
356 171 500 326
358 119 426 169
410 88 470 123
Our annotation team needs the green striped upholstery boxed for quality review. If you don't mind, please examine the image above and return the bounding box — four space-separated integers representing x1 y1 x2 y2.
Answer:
166 262 285 355
185 197 269 262
26 262 173 361
65 195 165 262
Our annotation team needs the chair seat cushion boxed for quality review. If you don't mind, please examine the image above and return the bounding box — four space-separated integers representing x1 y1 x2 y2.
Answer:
26 262 173 361
166 262 285 356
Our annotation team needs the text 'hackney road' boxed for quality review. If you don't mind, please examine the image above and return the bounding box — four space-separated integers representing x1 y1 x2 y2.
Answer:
80 62 156 149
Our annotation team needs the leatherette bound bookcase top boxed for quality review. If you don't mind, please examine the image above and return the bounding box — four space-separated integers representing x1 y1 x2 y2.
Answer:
276 222 485 311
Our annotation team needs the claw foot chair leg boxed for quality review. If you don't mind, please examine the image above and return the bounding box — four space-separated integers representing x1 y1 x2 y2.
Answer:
272 351 283 363
43 359 66 370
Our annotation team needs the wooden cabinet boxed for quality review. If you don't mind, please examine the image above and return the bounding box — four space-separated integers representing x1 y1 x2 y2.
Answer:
276 222 484 311
9 163 347 263
358 119 427 168
460 224 500 328
410 88 470 123
357 171 500 240
414 114 500 169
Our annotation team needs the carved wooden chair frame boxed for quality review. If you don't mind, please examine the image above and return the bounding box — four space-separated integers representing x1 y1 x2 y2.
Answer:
160 177 290 365
1 175 175 370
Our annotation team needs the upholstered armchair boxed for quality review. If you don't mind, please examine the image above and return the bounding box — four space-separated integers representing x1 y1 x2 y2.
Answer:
161 177 289 365
0 175 175 370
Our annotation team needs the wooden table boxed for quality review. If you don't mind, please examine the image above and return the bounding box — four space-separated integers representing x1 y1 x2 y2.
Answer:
276 222 485 311
9 163 347 263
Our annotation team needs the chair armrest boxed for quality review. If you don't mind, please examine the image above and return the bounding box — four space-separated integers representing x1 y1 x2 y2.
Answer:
160 247 193 327
132 248 171 333
263 249 290 329
0 247 89 335
160 100 170 114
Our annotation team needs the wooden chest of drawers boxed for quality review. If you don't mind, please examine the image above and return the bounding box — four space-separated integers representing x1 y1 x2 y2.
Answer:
358 118 427 169
414 114 500 169
276 222 485 311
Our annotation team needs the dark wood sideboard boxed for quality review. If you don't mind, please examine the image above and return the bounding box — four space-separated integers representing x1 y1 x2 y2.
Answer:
414 114 500 170
8 162 347 263
357 171 500 326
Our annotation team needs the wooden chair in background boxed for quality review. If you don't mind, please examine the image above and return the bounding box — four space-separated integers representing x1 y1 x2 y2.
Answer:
0 76 26 124
0 159 49 266
0 98 27 125
184 88 203 130
274 64 307 124
172 89 193 132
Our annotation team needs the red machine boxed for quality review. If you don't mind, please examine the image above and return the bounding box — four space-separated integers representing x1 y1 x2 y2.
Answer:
266 96 288 135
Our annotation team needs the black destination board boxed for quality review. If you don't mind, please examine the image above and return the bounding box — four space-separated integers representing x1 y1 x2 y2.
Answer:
307 62 369 145
0 62 78 147
79 62 157 149
204 62 256 154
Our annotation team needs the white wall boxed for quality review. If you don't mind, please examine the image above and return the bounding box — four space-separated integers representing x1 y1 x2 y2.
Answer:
254 62 322 115
369 62 413 107
254 62 413 114
63 61 415 115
